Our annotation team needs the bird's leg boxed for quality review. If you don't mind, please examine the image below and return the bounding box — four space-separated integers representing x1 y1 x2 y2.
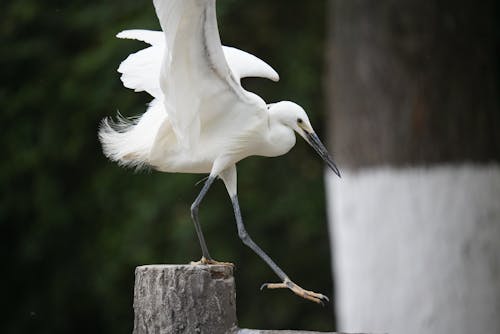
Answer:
189 176 234 267
219 166 328 305
230 194 329 305
190 176 216 262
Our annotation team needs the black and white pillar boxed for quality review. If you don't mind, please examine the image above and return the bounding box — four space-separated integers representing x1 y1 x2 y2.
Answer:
325 1 500 333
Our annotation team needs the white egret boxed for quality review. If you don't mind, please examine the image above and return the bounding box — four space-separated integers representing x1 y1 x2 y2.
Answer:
99 0 340 305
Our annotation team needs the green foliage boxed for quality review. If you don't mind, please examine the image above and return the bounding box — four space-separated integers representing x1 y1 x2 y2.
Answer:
1 0 334 332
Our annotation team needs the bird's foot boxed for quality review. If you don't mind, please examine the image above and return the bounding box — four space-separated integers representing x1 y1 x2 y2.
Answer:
260 278 329 306
190 257 234 267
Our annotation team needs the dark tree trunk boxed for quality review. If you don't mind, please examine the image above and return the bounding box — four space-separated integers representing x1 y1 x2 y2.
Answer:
326 0 500 167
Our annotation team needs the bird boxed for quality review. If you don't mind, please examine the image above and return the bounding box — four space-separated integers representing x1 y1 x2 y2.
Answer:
98 0 340 305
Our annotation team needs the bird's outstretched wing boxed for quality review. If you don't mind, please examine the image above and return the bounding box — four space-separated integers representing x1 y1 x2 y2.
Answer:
149 0 275 148
117 30 165 99
117 30 278 99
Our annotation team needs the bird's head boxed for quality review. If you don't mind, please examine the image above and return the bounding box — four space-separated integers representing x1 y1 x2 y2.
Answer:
269 101 341 177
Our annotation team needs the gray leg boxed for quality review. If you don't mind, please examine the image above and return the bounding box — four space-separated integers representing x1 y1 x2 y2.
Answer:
230 194 329 305
230 194 288 281
191 176 216 261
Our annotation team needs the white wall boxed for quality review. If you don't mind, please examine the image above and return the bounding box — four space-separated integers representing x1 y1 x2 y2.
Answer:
326 165 500 334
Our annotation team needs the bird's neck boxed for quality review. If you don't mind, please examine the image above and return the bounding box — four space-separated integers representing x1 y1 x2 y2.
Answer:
264 111 296 157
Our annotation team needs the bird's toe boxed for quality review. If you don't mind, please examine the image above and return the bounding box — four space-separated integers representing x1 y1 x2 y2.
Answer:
260 278 329 306
190 257 234 267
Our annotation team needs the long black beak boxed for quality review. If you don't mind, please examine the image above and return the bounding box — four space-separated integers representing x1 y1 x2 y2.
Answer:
306 132 341 178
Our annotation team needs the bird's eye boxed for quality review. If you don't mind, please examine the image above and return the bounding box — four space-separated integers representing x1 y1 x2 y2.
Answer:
297 118 303 124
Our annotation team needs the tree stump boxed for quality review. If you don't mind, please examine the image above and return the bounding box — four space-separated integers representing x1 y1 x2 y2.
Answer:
133 265 238 334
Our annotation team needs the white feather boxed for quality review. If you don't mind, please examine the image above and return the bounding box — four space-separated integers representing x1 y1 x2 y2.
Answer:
116 29 163 45
223 46 279 82
116 29 279 99
116 30 164 99
99 99 167 169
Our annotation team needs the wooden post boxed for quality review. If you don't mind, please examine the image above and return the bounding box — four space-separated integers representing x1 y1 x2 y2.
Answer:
133 265 238 334
133 265 339 334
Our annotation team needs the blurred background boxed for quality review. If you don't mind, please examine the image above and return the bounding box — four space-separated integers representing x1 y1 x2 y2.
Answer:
2 0 499 333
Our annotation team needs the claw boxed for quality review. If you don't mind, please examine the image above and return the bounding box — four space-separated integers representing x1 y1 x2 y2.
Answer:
190 257 234 267
260 278 330 305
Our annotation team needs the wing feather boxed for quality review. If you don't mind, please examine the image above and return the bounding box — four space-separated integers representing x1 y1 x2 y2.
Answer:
116 30 163 99
116 29 279 98
116 29 163 45
223 46 279 82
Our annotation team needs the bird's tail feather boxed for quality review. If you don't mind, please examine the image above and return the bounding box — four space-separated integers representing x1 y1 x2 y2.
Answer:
98 99 166 170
